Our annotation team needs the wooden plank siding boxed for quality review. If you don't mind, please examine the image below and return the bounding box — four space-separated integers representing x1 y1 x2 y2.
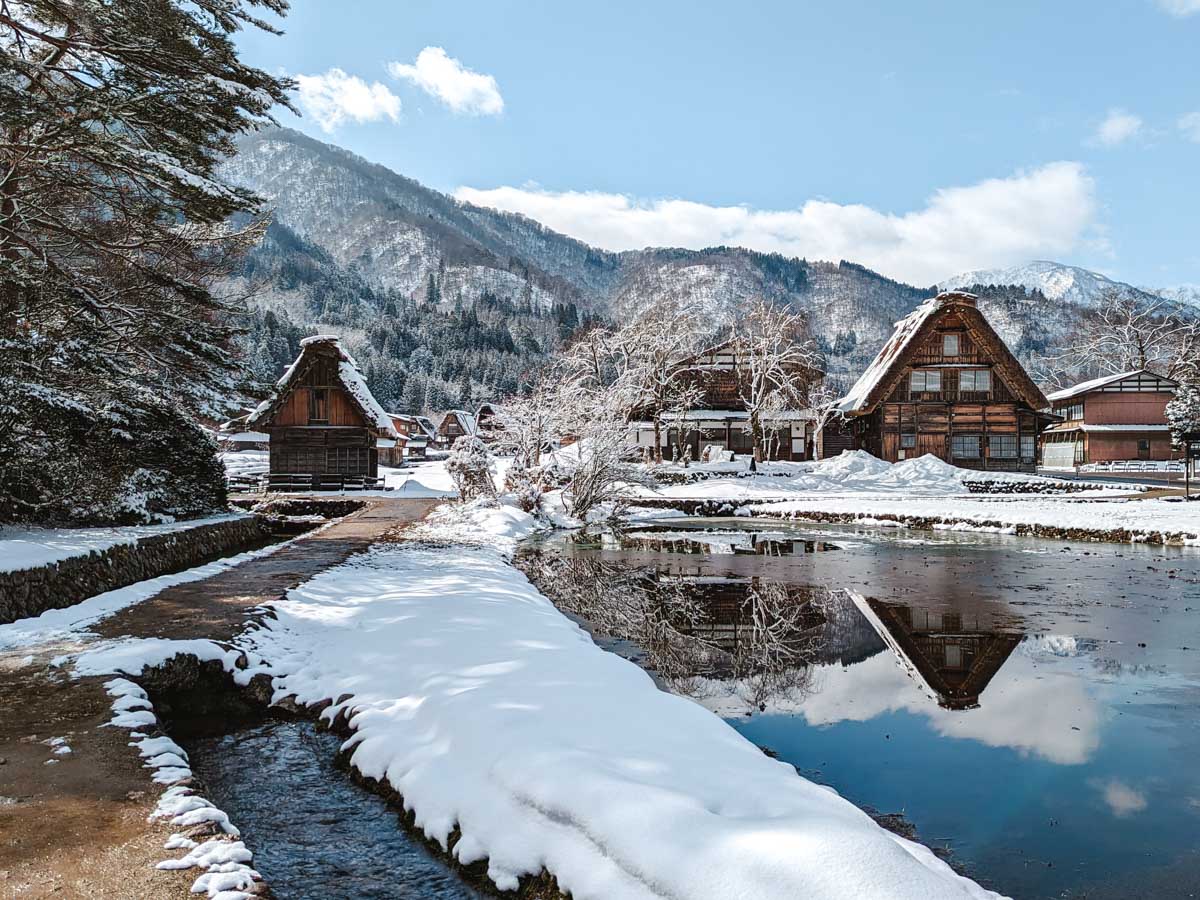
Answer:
848 301 1046 472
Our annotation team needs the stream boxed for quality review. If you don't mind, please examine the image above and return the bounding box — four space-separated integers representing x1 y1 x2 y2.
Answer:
186 720 479 899
519 518 1200 899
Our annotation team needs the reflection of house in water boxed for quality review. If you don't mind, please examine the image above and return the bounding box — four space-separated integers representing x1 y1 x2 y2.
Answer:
612 530 837 556
849 592 1022 710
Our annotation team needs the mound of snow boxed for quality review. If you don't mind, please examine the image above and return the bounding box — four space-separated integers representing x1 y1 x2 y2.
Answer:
812 450 893 480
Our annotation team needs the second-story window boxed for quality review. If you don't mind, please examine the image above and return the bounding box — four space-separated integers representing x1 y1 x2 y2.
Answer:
959 370 991 392
942 333 960 356
910 369 942 393
309 388 328 423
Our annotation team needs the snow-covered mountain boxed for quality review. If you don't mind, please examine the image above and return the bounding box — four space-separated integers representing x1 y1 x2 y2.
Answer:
938 260 1162 308
221 128 1105 400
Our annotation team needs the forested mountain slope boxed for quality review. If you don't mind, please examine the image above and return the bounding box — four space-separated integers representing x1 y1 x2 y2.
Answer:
220 128 1115 409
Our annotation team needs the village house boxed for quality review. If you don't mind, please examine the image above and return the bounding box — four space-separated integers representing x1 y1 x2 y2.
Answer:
435 409 477 449
1040 370 1180 469
634 339 823 461
378 413 432 466
245 336 397 490
837 291 1051 472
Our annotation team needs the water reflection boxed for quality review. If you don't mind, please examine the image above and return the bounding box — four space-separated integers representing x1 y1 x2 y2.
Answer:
614 528 839 556
848 592 1023 710
519 522 1200 899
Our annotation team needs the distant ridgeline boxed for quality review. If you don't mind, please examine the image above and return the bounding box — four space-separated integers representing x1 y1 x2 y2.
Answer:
221 127 1140 408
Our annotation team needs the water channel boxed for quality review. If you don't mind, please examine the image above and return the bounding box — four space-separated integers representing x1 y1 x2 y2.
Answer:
519 519 1200 899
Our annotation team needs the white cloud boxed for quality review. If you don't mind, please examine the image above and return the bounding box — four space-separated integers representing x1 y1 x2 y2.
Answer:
1178 111 1200 143
295 68 401 133
388 47 503 116
456 162 1098 286
1156 0 1200 16
1095 779 1148 818
1092 108 1143 146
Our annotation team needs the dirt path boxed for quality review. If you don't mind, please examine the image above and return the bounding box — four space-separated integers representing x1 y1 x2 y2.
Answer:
0 498 438 899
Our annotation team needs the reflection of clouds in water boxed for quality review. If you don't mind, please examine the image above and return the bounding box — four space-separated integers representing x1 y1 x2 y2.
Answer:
797 650 1101 765
1020 634 1079 657
1094 779 1148 817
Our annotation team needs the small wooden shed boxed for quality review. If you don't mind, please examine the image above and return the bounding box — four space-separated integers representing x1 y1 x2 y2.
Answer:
247 336 398 490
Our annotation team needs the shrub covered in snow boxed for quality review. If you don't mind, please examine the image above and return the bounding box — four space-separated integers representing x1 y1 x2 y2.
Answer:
446 435 496 502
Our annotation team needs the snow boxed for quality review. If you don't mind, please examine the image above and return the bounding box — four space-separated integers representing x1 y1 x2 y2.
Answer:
938 260 1144 308
219 450 268 479
97 679 261 899
0 531 310 652
630 451 1110 503
58 495 998 899
0 513 247 575
746 494 1200 545
838 293 963 414
379 459 458 497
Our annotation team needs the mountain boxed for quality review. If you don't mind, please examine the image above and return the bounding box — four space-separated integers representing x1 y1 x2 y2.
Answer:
938 260 1162 308
219 128 1100 410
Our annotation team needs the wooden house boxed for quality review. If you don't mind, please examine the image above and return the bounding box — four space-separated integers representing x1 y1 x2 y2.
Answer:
634 339 824 461
246 336 398 490
435 409 477 449
378 413 430 465
837 292 1050 472
1041 370 1179 468
474 403 498 442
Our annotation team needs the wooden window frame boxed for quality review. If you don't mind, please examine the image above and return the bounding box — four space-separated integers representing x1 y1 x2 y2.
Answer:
951 434 981 459
942 333 960 357
309 388 329 424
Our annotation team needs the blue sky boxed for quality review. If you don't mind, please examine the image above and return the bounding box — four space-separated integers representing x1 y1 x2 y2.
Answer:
235 0 1200 288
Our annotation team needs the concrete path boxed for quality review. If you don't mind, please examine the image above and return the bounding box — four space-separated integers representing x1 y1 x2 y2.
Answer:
0 498 438 899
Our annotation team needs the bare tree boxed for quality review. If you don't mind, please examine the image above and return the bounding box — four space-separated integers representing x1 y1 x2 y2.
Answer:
733 298 823 463
1048 290 1200 386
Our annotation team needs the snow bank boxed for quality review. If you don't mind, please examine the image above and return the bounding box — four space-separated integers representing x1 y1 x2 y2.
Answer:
0 526 316 651
0 513 246 574
223 515 997 899
747 495 1200 545
100 678 261 899
632 452 1100 503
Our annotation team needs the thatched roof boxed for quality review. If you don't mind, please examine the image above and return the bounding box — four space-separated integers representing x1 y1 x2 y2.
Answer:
838 292 1047 415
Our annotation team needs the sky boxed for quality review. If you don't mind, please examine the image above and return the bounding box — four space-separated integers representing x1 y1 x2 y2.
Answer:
234 0 1200 289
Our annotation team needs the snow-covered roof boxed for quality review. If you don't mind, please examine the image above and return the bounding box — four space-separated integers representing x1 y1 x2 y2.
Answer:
654 409 816 422
246 336 398 438
221 431 269 443
440 409 477 435
1045 369 1177 402
838 293 971 414
838 291 1046 415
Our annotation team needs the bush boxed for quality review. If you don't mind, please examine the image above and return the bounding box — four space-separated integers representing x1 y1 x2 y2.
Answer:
446 435 497 502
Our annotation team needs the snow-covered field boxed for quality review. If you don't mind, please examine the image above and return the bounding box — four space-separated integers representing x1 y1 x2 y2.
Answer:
632 451 1121 502
0 513 247 574
745 494 1200 544
66 501 1000 900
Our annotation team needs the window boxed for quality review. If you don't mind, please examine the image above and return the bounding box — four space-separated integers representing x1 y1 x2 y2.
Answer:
1138 439 1151 452
952 434 981 459
910 370 942 393
990 434 1018 458
942 333 960 356
959 370 991 393
326 447 369 475
1060 401 1084 421
901 434 917 450
1021 435 1036 461
308 388 328 423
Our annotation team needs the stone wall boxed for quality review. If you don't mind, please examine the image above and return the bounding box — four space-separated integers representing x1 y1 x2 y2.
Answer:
0 515 275 625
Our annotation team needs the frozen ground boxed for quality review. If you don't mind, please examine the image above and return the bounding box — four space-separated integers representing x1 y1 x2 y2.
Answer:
67 499 1000 900
0 513 247 574
219 451 458 499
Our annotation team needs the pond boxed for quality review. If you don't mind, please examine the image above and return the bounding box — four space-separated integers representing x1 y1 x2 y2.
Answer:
519 519 1200 899
186 720 479 899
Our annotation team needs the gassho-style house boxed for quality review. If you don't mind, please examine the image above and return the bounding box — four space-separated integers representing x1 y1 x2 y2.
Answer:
837 291 1052 472
632 338 824 461
245 335 398 490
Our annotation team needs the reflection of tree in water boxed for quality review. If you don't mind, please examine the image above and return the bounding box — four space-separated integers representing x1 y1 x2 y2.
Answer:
517 550 827 711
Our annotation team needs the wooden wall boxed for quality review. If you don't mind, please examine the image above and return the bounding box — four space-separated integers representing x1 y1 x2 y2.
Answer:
271 386 366 428
1083 392 1173 426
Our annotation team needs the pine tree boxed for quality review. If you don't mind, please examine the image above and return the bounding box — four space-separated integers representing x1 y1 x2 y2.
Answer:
0 0 293 523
